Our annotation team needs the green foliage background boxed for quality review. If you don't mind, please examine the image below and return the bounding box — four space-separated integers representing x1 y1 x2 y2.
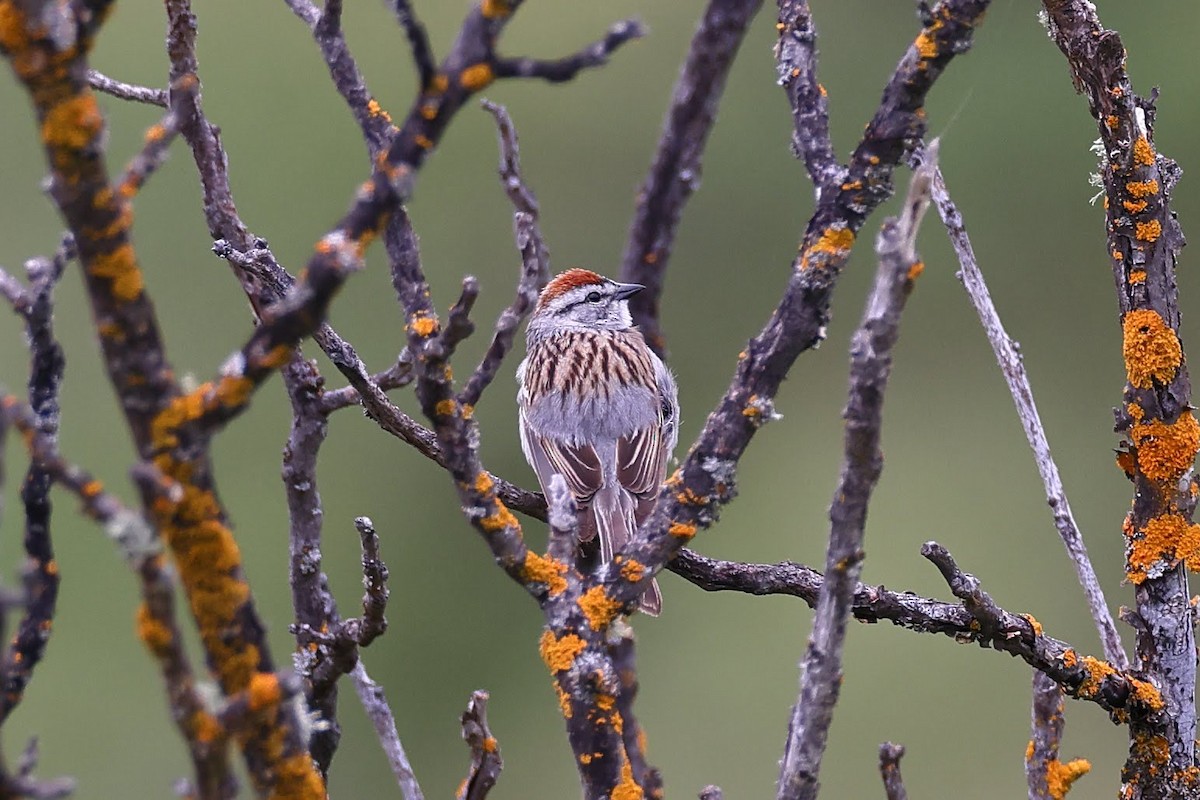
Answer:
2 1 1200 797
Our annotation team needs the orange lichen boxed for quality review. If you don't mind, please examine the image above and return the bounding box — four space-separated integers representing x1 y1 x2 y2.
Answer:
611 760 644 800
1129 412 1200 484
1126 179 1159 198
1022 614 1043 637
596 693 616 712
1062 648 1078 668
409 315 439 337
1122 309 1181 389
1106 115 1120 130
136 602 173 656
1127 403 1145 423
1135 220 1162 242
414 133 434 150
248 671 282 712
579 586 622 630
459 63 494 91
1123 199 1148 214
0 3 28 52
89 243 144 301
1077 656 1117 698
41 94 103 151
366 98 392 123
481 0 511 19
539 630 586 673
620 559 646 583
801 225 855 270
914 30 938 59
420 102 438 120
474 471 494 494
190 709 223 745
431 73 450 93
522 551 567 596
1113 249 1124 261
907 260 925 281
270 752 326 800
1130 678 1165 711
479 504 518 533
81 479 103 498
1133 136 1155 167
435 398 457 417
1129 269 1147 285
1127 513 1200 583
259 343 293 370
555 684 572 718
1045 757 1092 799
668 522 697 539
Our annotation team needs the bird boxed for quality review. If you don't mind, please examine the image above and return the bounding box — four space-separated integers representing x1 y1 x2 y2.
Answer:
517 268 679 616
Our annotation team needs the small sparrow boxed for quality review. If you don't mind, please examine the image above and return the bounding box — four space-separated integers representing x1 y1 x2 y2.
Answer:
517 269 679 615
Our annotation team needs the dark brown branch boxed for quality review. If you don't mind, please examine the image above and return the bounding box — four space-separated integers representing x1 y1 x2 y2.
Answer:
620 0 764 354
777 0 839 189
351 661 424 800
778 147 932 800
493 19 645 83
388 0 436 92
930 163 1128 671
457 691 502 800
878 743 908 800
87 68 168 106
1026 672 1090 800
1043 3 1194 794
602 0 993 616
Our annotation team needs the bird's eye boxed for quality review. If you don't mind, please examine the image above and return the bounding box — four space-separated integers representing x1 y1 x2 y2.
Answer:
586 291 603 303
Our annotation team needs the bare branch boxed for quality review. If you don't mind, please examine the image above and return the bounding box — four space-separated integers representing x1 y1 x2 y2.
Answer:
352 661 423 800
777 0 840 188
620 0 764 354
878 743 908 800
457 691 502 800
87 68 168 106
778 149 933 800
494 19 646 83
387 0 436 92
930 162 1128 670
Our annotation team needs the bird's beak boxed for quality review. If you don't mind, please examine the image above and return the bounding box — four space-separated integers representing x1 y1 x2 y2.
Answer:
612 282 645 301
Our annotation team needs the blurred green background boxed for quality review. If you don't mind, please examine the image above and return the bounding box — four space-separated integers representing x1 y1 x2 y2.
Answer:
3 1 1200 797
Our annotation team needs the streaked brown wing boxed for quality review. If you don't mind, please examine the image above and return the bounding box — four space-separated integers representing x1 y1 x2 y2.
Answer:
519 411 603 505
616 424 668 501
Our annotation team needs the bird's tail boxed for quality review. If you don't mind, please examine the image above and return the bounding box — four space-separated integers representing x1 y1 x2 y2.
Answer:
592 484 662 616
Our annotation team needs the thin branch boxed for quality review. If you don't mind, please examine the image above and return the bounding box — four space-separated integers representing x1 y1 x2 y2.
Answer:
1026 672 1091 800
493 19 646 83
352 661 423 800
457 691 502 800
87 68 168 106
878 743 908 800
355 516 389 646
930 163 1128 670
777 0 840 189
459 102 548 408
620 0 763 355
388 0 436 91
778 148 933 800
116 112 181 201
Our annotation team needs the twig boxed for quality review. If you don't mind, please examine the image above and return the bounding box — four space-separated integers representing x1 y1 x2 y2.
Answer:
457 691 502 800
459 103 549 408
352 661 423 800
281 354 342 774
1043 2 1194 791
620 0 764 354
355 516 389 646
387 0 436 92
0 738 75 799
878 743 908 800
777 1 840 189
777 148 933 800
1026 672 1090 800
87 68 168 106
116 112 181 201
930 163 1128 670
493 19 646 83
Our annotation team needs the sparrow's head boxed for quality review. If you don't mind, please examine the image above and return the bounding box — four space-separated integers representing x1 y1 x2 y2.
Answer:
528 269 644 338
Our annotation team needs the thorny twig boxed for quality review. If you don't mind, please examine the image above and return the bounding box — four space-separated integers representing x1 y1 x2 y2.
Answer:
778 145 934 800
